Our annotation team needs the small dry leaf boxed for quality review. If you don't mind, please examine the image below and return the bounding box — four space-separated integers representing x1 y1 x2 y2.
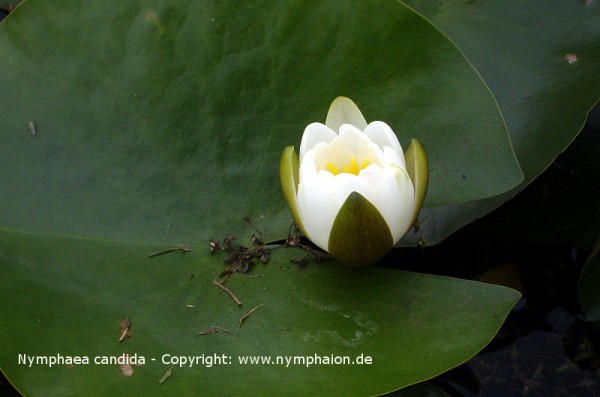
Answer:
118 317 133 342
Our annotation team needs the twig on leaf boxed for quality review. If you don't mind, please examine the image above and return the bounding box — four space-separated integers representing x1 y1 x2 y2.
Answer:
148 244 193 258
212 279 242 306
238 304 263 330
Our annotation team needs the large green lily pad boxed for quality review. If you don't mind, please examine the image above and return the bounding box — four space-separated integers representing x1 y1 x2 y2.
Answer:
0 0 520 245
0 1 523 394
0 230 520 396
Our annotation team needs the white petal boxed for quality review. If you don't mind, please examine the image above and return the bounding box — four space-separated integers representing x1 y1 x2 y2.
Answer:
327 172 376 206
371 165 415 243
314 138 356 171
383 146 407 171
357 164 385 188
299 123 337 162
298 148 319 184
336 124 384 160
313 125 382 171
325 97 368 132
296 171 341 251
363 121 404 158
338 124 372 150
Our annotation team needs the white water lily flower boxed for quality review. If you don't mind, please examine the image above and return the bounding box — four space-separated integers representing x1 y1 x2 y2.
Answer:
280 97 429 267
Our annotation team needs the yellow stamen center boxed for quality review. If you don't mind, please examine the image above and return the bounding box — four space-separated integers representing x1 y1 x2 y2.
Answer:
326 158 370 176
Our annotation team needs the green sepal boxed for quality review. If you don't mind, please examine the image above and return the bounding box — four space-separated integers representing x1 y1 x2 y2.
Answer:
328 192 394 267
404 138 429 227
279 146 307 236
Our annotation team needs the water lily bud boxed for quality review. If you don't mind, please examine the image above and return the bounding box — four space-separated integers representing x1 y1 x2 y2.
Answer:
280 97 428 267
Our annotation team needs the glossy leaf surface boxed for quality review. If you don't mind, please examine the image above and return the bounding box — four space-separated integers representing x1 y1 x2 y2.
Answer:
0 1 524 394
0 0 520 245
0 231 520 396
